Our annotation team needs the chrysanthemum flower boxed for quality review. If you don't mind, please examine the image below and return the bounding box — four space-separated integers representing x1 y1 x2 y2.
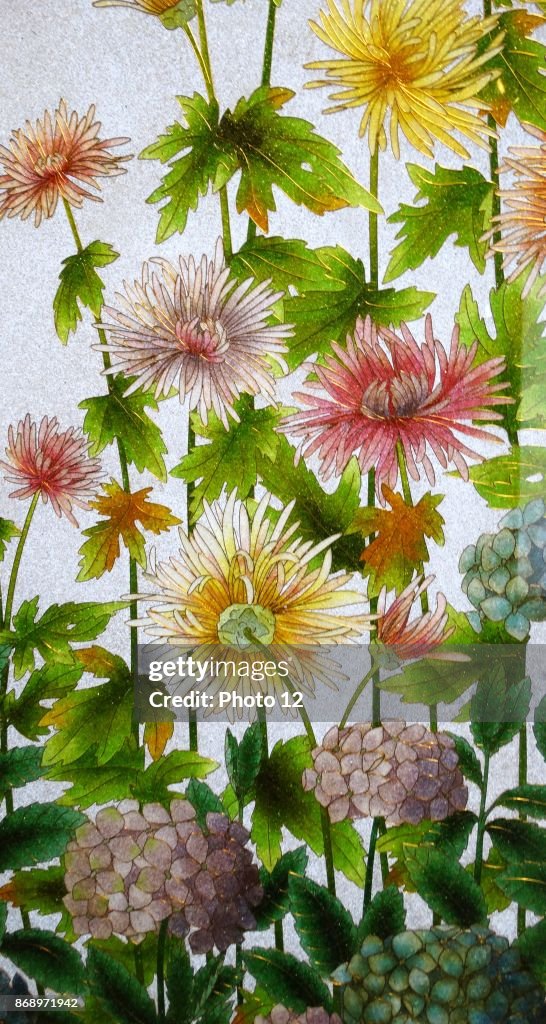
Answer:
0 101 130 226
97 239 291 428
281 315 509 499
137 490 371 702
376 576 453 660
0 415 102 526
307 0 502 159
93 0 182 12
487 124 546 297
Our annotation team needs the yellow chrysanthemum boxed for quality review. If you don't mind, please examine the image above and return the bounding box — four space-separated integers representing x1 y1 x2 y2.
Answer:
307 0 503 158
137 491 372 705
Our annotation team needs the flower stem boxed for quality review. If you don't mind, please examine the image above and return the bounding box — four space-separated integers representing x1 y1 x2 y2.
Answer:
518 724 527 935
474 750 490 886
134 944 145 986
3 491 40 633
369 149 379 289
157 919 168 1022
363 817 379 912
62 201 139 740
186 418 198 752
246 0 278 245
340 664 375 729
194 0 232 259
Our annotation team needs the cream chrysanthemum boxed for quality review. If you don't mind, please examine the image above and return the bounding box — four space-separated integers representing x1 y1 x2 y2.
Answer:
97 239 291 428
307 0 502 158
137 491 372 702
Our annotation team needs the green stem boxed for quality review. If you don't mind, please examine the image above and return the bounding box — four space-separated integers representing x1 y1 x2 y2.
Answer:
261 0 277 87
134 944 145 986
183 21 212 97
157 920 168 1022
340 665 375 729
186 418 198 752
363 817 379 912
194 0 232 259
369 149 379 289
518 724 527 936
63 202 139 740
3 492 40 634
474 750 490 886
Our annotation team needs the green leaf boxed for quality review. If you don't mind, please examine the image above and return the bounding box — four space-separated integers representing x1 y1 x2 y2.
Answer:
493 784 546 818
357 887 406 944
243 949 332 1013
133 750 218 805
0 746 43 798
224 723 263 802
40 647 133 767
534 694 546 762
404 846 487 926
479 11 546 132
517 919 546 986
87 947 158 1024
53 241 119 343
283 246 434 370
172 403 283 520
0 518 20 562
386 164 494 278
0 804 85 870
186 778 225 828
0 867 66 917
487 818 546 862
45 742 144 809
0 598 127 679
192 957 238 1024
255 847 308 930
470 666 531 755
252 735 365 884
165 940 193 1024
230 237 331 294
445 734 483 788
497 861 546 913
1 929 85 994
217 87 380 228
91 935 158 989
465 446 546 508
456 273 546 434
379 651 486 708
5 661 83 741
80 376 167 481
141 94 225 242
288 876 356 976
258 439 363 573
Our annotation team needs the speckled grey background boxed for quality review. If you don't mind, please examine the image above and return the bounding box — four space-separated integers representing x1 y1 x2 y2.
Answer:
0 0 545 969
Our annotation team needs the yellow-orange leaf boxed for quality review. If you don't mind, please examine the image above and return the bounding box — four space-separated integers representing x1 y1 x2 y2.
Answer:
352 486 445 593
144 721 174 761
78 480 181 581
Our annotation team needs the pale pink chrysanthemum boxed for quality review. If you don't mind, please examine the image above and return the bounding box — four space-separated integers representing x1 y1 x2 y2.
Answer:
0 415 103 526
281 315 510 499
96 239 291 428
0 101 131 226
376 576 453 661
487 124 546 297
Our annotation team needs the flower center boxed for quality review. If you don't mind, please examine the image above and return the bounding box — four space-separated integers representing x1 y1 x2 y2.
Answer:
35 152 66 176
175 317 229 363
217 603 276 647
360 373 429 420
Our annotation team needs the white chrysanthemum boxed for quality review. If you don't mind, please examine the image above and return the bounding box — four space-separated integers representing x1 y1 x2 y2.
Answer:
97 239 291 427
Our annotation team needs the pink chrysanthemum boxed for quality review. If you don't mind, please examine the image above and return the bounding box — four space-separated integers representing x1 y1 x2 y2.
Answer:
0 415 102 526
377 576 453 660
281 315 509 498
97 239 291 428
0 101 130 226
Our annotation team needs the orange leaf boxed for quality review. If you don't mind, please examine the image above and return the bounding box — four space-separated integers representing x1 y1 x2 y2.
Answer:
78 480 181 581
144 721 174 761
352 486 445 593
